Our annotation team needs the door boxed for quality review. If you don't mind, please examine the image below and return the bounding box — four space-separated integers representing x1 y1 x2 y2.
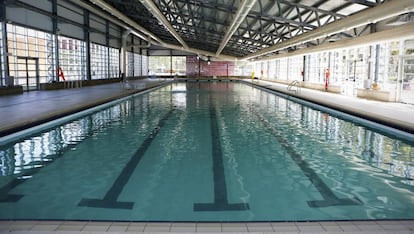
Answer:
343 60 359 96
399 56 414 104
17 57 40 91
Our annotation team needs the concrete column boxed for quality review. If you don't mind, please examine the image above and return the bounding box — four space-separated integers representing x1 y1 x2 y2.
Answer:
121 29 131 81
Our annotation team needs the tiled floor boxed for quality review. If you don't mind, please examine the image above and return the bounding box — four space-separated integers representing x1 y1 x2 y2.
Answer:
1 220 414 233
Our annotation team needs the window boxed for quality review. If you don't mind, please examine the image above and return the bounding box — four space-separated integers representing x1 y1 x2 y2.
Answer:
149 56 171 75
234 61 252 77
0 23 4 86
287 56 303 81
90 43 108 79
109 47 119 78
58 35 86 81
126 51 134 77
7 24 54 88
172 56 186 75
134 53 142 76
142 54 148 76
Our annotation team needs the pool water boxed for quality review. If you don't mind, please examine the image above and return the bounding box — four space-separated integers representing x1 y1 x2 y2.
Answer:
0 81 413 221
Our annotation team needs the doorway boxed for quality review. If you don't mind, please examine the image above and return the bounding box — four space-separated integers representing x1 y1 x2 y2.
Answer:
17 57 40 91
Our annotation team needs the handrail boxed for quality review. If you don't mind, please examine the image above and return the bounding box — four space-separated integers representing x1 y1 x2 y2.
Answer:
64 80 83 89
287 80 301 93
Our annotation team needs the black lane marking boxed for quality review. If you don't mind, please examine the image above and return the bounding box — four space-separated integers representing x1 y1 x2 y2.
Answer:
78 109 174 209
251 108 361 208
193 102 249 211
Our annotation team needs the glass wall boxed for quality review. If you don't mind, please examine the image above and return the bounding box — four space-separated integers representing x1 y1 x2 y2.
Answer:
134 53 142 77
0 23 4 86
126 51 134 77
149 56 171 76
142 54 148 76
172 56 186 75
7 24 53 88
90 43 108 80
234 61 252 76
258 42 411 97
147 56 188 76
108 47 119 78
58 35 86 81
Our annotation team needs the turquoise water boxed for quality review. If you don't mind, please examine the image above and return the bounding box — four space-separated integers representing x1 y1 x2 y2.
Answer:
0 81 413 221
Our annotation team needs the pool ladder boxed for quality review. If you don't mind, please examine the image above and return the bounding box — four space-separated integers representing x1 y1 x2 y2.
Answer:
287 80 301 93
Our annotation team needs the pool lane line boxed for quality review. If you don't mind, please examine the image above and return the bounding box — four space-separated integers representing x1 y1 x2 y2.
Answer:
193 101 249 211
78 108 175 210
251 108 362 208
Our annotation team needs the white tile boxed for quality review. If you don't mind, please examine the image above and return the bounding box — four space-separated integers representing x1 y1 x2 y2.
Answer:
31 224 59 231
295 223 325 232
172 223 196 227
82 224 110 232
354 224 385 231
379 224 411 231
400 220 414 230
144 222 171 232
0 221 12 231
376 221 406 225
170 223 196 232
196 223 222 232
144 226 171 232
352 221 378 225
271 223 299 232
222 223 248 232
246 222 273 232
338 223 360 231
62 221 88 226
319 222 342 232
107 223 129 232
9 224 34 231
56 224 85 231
126 223 146 232
170 226 197 232
36 221 63 225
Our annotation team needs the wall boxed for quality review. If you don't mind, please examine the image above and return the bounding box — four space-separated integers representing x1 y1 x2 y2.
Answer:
186 56 235 77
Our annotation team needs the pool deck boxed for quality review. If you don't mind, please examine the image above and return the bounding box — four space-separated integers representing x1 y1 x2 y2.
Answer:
242 79 414 135
0 78 414 233
0 79 173 137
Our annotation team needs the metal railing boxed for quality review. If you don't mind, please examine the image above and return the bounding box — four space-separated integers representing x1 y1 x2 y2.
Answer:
64 80 83 89
287 80 301 93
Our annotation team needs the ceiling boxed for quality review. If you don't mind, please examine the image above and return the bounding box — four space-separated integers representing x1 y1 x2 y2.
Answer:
92 0 411 60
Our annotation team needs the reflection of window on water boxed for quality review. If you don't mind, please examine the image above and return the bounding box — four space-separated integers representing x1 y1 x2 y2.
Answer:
0 105 128 177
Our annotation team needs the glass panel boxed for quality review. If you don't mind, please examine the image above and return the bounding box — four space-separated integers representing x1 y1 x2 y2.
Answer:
109 47 119 78
172 56 186 76
59 35 86 81
90 43 108 79
126 51 134 77
149 56 171 76
134 53 141 77
142 54 148 76
0 23 4 86
7 24 53 88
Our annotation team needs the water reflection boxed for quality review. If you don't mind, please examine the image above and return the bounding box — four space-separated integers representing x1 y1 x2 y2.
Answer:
254 88 414 184
0 99 138 179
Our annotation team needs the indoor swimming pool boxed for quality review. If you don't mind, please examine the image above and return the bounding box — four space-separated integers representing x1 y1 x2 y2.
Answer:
0 81 413 222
